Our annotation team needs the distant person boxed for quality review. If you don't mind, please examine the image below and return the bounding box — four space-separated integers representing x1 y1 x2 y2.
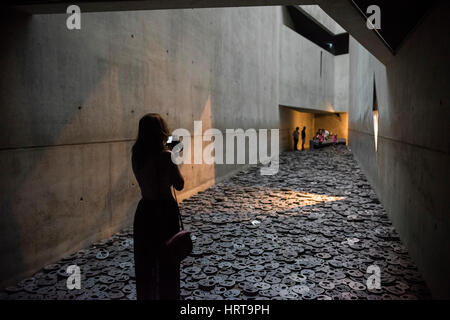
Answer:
132 113 185 300
324 129 329 140
301 126 306 151
293 127 300 151
314 131 320 141
333 134 338 144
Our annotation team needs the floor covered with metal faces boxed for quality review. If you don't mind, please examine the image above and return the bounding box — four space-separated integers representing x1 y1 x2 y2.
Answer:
1 146 431 300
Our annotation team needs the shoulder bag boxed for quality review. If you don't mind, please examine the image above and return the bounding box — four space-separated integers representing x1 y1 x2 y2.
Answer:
165 189 193 264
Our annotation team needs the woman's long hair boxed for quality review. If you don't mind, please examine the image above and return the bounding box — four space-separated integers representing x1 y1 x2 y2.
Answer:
132 113 170 169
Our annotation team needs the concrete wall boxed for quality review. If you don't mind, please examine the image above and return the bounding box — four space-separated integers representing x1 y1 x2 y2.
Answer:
299 5 346 35
0 6 280 287
0 4 351 287
279 15 349 115
279 25 336 112
348 2 450 298
333 54 349 111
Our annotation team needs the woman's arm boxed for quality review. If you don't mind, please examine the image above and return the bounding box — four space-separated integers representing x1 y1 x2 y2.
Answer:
171 161 184 191
163 150 184 191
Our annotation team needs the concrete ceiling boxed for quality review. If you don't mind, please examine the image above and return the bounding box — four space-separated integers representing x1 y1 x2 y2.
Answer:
7 0 436 65
7 0 315 13
351 0 437 54
281 105 342 115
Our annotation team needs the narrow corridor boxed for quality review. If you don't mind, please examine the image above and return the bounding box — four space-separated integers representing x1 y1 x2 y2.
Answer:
1 146 431 300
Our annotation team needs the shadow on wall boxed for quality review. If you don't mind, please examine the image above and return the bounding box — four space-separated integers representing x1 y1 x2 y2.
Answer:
382 32 450 298
0 10 31 289
0 6 280 289
0 10 119 288
0 7 255 288
0 10 171 287
347 0 450 297
0 12 213 288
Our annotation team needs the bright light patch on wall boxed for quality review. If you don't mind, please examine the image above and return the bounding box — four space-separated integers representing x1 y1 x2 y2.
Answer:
372 76 379 152
373 110 379 151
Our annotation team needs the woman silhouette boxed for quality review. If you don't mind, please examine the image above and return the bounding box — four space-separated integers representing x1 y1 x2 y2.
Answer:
131 113 184 300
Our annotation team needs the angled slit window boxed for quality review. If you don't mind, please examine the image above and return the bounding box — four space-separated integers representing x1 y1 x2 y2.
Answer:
372 76 379 152
320 51 323 78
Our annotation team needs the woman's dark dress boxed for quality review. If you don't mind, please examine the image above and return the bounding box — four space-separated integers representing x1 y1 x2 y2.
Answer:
133 197 181 300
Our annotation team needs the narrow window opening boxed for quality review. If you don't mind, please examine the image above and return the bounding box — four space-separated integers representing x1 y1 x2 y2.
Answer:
372 75 379 152
320 51 323 78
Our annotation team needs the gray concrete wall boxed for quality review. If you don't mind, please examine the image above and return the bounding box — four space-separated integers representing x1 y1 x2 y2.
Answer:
299 5 346 35
0 6 280 287
279 25 336 112
348 2 450 298
333 53 349 111
279 5 349 114
0 4 351 288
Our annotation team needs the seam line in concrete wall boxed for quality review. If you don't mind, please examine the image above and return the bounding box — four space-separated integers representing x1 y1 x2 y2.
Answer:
349 129 448 155
0 139 136 152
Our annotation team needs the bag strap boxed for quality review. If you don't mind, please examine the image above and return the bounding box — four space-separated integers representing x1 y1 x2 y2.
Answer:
172 187 184 230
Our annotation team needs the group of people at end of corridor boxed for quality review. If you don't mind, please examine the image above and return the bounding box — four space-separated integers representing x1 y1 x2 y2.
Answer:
292 127 338 151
